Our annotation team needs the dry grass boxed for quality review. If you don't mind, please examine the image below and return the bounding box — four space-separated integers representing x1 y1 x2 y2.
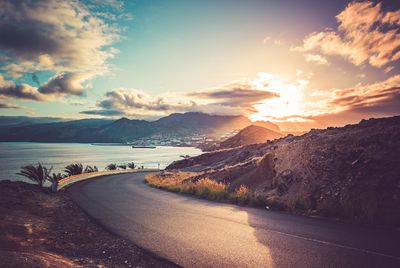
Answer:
145 173 228 201
231 185 250 204
145 172 270 206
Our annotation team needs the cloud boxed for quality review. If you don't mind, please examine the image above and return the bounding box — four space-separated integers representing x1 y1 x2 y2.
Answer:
0 75 48 101
38 72 91 96
81 88 197 118
80 109 124 116
262 36 271 43
81 76 278 118
0 96 20 109
283 74 400 130
305 54 329 65
262 36 284 46
384 66 395 73
328 75 400 111
293 1 400 68
0 0 121 98
187 81 277 107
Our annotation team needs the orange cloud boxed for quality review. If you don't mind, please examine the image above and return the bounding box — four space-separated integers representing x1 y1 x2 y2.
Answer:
293 1 400 68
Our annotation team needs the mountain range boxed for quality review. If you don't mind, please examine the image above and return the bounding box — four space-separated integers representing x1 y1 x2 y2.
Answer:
0 112 278 143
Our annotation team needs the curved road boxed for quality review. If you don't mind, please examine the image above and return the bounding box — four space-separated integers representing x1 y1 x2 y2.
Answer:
69 173 400 268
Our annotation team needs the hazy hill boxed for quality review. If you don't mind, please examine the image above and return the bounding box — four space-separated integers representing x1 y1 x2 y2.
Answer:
0 112 253 142
0 119 114 142
167 116 400 225
152 112 251 136
0 116 67 127
213 125 283 150
252 121 280 132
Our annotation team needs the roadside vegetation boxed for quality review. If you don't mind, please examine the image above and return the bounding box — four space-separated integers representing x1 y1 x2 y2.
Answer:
64 163 84 176
106 163 117 170
16 163 53 188
145 172 270 207
17 162 138 190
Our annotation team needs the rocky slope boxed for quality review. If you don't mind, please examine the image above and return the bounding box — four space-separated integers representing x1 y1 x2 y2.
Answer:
214 125 283 150
167 116 400 225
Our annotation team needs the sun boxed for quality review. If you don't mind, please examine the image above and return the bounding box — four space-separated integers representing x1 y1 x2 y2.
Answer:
250 73 307 122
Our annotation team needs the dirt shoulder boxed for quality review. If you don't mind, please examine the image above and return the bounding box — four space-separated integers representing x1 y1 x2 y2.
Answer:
0 180 177 268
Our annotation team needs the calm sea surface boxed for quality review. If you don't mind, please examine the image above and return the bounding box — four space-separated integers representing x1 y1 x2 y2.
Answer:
0 142 201 182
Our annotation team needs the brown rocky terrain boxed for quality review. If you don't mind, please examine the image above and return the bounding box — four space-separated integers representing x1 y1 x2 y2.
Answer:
167 116 400 226
0 180 176 268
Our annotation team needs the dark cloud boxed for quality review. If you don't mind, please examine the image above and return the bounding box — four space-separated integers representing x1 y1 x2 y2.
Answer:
39 73 85 96
80 109 124 116
0 75 46 101
0 0 120 98
187 82 278 107
0 20 59 58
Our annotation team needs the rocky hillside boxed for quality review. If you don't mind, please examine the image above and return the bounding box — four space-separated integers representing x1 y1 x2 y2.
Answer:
215 125 283 150
167 116 400 225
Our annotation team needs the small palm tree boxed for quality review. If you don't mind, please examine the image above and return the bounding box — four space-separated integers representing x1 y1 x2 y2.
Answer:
118 164 127 170
106 163 117 170
17 163 52 187
64 163 83 176
50 173 64 182
84 165 98 173
127 162 135 169
49 173 64 192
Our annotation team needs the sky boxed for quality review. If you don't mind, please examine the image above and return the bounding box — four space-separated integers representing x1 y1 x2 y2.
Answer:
0 0 399 131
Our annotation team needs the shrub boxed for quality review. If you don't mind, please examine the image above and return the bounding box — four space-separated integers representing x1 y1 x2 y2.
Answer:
84 165 98 173
17 163 52 187
118 164 127 170
106 163 117 170
232 185 250 204
249 193 268 207
194 178 227 200
64 163 83 176
145 173 228 201
127 162 136 169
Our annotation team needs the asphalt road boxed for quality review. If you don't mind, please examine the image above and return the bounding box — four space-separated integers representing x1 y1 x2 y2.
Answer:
69 173 400 268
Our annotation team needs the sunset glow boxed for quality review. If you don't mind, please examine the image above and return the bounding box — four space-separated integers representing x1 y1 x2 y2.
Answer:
0 0 399 131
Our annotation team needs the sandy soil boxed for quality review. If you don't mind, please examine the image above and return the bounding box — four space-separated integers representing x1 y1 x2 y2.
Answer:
0 180 177 268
